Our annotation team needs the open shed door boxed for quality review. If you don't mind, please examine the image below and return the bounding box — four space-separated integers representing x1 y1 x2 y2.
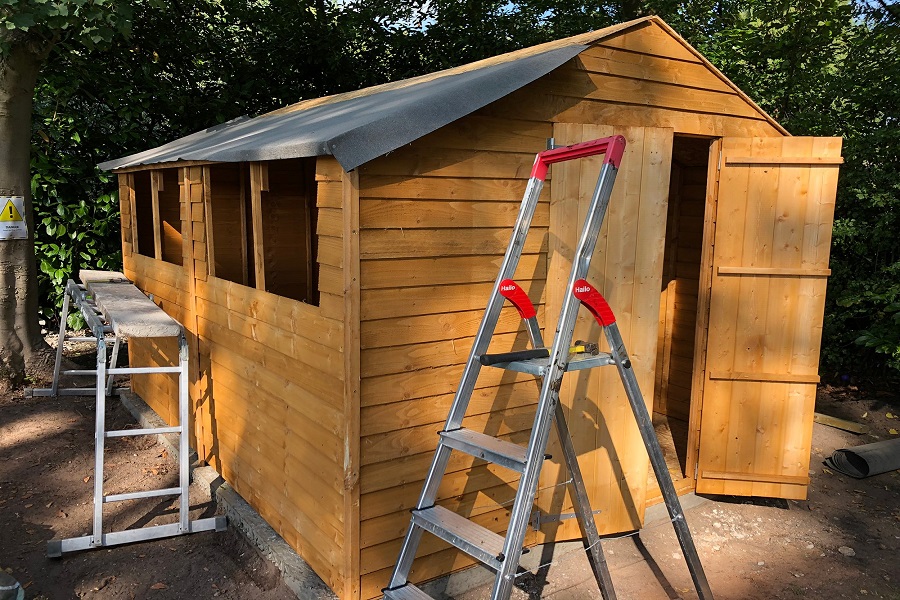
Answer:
538 123 673 540
695 137 842 500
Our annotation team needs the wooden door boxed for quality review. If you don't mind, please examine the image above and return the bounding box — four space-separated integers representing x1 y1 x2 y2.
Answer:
537 123 673 540
695 137 842 500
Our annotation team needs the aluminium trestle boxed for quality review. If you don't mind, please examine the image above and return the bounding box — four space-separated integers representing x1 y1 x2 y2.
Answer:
29 273 225 556
383 138 714 600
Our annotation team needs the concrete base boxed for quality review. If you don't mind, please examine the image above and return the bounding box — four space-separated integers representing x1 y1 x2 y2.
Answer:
193 467 336 600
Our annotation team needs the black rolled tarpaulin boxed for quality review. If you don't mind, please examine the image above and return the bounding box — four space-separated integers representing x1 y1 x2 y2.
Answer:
825 438 900 479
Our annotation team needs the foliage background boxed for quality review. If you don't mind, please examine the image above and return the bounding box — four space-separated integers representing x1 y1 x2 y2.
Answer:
30 0 900 378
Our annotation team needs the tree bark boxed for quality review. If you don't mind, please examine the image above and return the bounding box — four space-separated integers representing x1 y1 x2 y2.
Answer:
0 42 51 391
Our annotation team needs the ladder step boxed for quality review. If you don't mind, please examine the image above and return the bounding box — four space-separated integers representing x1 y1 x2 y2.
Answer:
440 428 527 472
383 583 433 600
412 506 506 570
483 352 615 376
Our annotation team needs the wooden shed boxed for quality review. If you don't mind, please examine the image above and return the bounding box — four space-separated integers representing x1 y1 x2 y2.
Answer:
100 16 842 600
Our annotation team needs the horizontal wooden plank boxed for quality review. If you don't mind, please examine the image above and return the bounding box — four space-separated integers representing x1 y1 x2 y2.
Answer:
318 264 344 297
361 280 545 321
361 404 536 465
360 148 542 180
361 330 531 378
317 235 343 269
362 360 539 407
708 371 820 384
361 227 547 260
128 253 189 288
360 460 522 521
360 305 540 349
316 182 343 208
360 381 540 438
361 505 514 574
360 253 547 290
317 207 343 238
543 69 761 120
716 266 831 277
360 482 515 548
725 156 843 165
359 550 479 600
198 316 344 406
405 115 551 154
197 296 344 380
577 45 733 93
480 92 780 139
359 199 549 229
315 156 344 181
361 175 549 202
701 470 810 486
813 412 869 435
196 277 344 349
209 352 343 445
597 23 703 64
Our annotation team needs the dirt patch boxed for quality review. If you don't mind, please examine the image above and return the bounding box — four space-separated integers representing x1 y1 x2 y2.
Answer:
454 383 900 600
0 388 296 600
4 349 900 600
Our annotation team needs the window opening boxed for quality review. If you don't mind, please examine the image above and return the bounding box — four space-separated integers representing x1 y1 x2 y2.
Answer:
133 171 154 258
157 169 183 266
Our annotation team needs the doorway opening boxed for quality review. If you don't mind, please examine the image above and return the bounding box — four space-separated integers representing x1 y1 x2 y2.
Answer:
649 136 712 496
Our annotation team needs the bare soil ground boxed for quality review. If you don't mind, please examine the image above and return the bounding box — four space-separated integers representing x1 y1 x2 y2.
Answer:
454 383 900 600
3 357 899 600
0 386 296 600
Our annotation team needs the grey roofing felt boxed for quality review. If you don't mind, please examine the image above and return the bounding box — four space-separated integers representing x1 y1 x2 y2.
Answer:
99 45 589 173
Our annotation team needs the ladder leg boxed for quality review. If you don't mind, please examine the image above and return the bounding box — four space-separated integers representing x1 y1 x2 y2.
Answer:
386 444 453 588
491 386 559 600
178 333 190 532
105 336 122 396
91 325 108 546
50 288 72 395
553 402 617 600
604 323 714 600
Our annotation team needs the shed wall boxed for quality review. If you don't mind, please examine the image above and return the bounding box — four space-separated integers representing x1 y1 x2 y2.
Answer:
119 157 355 596
356 22 782 597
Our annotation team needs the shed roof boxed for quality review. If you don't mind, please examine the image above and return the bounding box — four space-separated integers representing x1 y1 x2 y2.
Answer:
100 16 783 173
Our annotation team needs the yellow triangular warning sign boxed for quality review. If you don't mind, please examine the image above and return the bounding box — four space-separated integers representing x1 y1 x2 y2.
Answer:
0 199 23 222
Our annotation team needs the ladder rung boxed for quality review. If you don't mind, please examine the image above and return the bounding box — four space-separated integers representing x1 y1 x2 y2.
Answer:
440 429 527 473
108 366 182 375
383 583 433 600
104 487 182 503
106 426 182 438
412 506 506 570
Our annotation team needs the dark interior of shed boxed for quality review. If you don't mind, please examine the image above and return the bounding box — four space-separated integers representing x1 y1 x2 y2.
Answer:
652 135 712 486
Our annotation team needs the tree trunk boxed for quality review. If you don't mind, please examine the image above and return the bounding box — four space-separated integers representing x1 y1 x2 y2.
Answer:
0 43 51 391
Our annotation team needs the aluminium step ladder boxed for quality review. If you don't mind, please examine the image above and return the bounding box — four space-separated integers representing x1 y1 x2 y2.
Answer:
30 271 225 556
383 138 714 600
